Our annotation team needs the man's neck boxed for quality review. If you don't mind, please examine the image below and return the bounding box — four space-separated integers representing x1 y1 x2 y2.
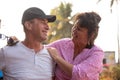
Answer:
22 39 43 53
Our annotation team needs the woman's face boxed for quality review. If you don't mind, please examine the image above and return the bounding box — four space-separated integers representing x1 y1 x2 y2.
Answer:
71 21 88 46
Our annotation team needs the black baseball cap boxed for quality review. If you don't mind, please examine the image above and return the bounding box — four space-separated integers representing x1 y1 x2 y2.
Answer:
22 7 56 24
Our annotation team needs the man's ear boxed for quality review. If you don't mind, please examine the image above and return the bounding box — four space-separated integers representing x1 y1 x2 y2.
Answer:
24 21 32 30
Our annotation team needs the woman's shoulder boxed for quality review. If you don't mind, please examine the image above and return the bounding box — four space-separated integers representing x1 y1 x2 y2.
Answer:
89 45 104 56
51 38 71 44
93 45 104 51
47 38 72 47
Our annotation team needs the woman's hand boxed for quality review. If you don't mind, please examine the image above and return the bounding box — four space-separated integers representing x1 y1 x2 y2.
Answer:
47 47 73 77
7 36 19 46
47 47 61 61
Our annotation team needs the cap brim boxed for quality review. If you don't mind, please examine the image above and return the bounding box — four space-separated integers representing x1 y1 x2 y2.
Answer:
45 15 56 22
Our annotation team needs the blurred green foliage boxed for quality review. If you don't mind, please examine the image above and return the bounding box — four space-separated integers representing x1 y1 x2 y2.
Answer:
112 64 120 80
45 2 73 44
100 64 120 80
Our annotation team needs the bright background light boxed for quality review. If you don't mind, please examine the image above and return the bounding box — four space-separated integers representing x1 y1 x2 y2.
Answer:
0 0 120 61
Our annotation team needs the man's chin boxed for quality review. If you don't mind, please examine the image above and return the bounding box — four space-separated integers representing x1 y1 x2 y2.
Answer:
42 37 47 41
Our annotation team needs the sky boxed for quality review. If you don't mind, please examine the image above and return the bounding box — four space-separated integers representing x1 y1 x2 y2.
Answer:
0 0 120 61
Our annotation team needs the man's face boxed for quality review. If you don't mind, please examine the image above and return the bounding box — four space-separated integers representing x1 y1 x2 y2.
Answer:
28 18 49 42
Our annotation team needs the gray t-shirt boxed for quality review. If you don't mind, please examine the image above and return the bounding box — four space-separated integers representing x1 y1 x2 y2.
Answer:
0 42 55 80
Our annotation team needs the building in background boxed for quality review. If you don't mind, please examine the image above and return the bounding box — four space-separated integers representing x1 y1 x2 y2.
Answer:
104 51 115 65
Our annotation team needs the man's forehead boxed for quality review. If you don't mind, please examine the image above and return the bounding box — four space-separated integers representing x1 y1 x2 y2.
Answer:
36 18 48 22
29 18 48 22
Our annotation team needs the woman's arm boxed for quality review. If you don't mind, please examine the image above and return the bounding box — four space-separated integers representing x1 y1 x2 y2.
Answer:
48 47 104 80
47 47 73 77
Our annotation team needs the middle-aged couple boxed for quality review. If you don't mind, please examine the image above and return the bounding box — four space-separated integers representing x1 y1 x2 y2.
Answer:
0 7 104 80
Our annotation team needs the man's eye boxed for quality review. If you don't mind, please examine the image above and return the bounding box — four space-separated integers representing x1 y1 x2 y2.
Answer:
40 20 48 24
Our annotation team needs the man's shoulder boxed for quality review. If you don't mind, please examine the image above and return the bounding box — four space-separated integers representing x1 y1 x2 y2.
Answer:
2 42 20 50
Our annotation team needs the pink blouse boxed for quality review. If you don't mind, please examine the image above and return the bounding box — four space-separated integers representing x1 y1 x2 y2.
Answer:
48 38 104 80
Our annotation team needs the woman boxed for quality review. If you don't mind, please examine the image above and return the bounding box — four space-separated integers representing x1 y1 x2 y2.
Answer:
47 12 104 80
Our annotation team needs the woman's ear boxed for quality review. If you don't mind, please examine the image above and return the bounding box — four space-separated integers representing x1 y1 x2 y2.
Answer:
24 21 32 30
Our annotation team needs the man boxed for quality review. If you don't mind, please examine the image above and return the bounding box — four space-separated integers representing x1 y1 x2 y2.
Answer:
0 7 56 80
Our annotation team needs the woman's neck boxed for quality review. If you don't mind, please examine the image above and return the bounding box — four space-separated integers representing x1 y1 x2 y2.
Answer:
73 43 85 59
